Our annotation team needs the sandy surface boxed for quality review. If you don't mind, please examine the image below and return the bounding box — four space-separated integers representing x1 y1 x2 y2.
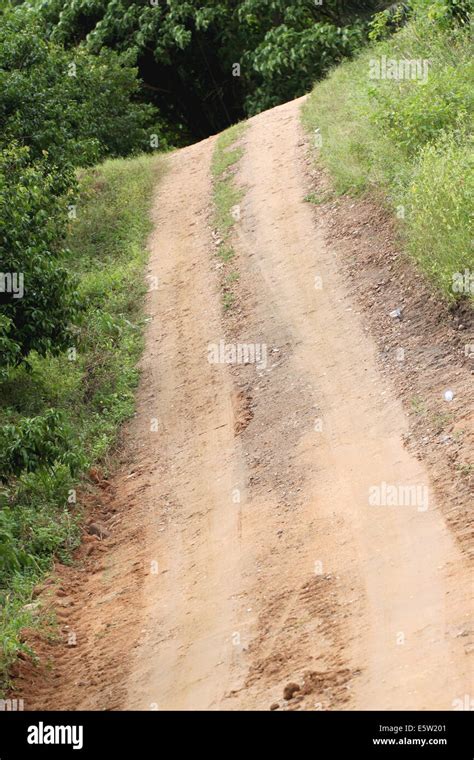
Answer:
16 97 473 712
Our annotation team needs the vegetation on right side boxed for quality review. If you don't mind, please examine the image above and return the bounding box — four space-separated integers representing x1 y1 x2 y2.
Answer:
302 0 473 303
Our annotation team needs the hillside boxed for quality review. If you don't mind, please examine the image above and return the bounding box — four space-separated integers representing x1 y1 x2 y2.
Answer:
8 95 473 711
1 0 472 721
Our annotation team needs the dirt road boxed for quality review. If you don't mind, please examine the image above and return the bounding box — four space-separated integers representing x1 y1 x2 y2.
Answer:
22 97 472 711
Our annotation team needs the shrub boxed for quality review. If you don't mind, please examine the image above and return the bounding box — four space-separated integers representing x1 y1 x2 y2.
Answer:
0 8 159 174
0 5 161 370
369 61 473 156
0 409 83 481
35 0 383 137
0 144 78 372
406 133 473 297
0 508 33 575
243 22 366 115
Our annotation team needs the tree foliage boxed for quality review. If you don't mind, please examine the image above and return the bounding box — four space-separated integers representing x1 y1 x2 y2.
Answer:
0 144 77 374
0 8 159 176
36 0 384 138
0 6 159 372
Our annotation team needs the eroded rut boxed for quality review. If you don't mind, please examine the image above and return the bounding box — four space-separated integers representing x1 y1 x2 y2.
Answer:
21 97 472 711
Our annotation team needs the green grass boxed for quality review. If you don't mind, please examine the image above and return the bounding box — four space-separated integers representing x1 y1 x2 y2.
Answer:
222 292 235 311
211 122 247 178
211 122 248 310
304 191 336 205
217 244 235 262
212 123 247 240
214 179 244 238
301 14 473 302
0 153 161 690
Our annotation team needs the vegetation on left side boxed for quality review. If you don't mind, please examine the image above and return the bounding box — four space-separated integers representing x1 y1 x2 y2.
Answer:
0 152 161 692
0 4 162 690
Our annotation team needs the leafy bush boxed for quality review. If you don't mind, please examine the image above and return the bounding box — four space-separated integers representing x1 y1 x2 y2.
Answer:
0 508 33 575
369 61 473 155
406 133 473 296
0 144 78 373
0 410 82 481
410 0 471 27
0 6 160 372
0 315 20 375
243 21 365 115
0 6 161 378
0 8 160 174
0 154 160 688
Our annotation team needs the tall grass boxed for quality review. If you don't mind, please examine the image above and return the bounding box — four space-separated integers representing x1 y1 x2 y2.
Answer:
302 14 473 302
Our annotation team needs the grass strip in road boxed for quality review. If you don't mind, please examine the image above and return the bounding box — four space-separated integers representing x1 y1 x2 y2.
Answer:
211 122 248 310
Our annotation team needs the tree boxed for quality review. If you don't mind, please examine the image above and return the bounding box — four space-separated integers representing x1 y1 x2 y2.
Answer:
0 144 77 375
34 0 387 139
0 6 161 372
0 8 161 177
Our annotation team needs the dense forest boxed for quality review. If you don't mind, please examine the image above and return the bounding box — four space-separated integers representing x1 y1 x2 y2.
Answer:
28 0 388 140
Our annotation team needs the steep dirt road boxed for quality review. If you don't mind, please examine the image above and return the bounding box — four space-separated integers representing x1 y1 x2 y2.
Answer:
21 97 472 711
124 138 248 710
